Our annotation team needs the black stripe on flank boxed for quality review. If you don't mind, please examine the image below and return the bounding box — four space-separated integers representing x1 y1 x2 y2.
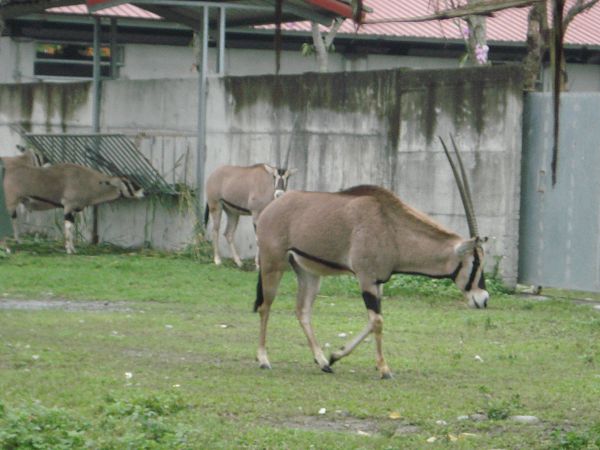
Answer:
29 196 62 208
221 199 251 215
377 263 463 285
288 247 353 273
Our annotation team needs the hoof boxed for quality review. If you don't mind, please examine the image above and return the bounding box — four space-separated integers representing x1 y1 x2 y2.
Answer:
380 372 394 380
259 363 272 370
321 365 334 374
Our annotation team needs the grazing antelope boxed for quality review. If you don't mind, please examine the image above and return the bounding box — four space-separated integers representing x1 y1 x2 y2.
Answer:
1 148 144 254
254 137 488 379
204 164 296 267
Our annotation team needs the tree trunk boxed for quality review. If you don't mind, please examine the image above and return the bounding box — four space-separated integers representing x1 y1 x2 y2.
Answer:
523 2 548 91
465 0 488 65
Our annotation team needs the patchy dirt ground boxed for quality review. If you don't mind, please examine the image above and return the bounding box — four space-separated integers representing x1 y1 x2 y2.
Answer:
264 414 420 437
0 298 133 312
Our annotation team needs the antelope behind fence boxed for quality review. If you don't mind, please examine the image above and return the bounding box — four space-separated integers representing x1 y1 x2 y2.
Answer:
1 146 144 254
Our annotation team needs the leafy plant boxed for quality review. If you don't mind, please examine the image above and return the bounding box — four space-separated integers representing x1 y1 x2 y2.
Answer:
0 403 88 450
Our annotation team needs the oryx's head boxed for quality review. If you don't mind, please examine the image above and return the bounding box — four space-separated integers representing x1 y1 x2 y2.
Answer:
440 136 489 309
103 177 145 199
16 145 48 167
263 164 297 199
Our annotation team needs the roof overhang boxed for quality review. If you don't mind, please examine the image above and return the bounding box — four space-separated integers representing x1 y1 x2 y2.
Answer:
86 0 360 27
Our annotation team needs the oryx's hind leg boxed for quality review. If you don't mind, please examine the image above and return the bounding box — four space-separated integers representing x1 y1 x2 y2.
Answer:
208 202 223 265
255 268 284 369
64 211 77 254
223 211 243 267
289 255 331 373
330 281 392 379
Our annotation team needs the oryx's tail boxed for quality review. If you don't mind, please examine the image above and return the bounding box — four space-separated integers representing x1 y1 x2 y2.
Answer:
203 203 209 228
254 269 264 312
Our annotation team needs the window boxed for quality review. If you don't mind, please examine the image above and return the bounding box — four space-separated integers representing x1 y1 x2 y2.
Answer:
34 42 123 79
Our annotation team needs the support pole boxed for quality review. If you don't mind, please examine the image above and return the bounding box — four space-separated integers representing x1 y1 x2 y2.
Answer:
92 16 101 245
218 7 226 75
195 6 209 224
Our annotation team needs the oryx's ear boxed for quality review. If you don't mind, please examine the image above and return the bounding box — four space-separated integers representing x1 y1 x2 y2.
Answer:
455 238 478 257
263 164 277 176
285 168 298 177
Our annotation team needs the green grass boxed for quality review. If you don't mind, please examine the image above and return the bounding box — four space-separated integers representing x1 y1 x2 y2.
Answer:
1 238 600 449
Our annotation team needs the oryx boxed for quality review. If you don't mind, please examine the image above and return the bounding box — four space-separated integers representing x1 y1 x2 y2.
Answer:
254 137 488 378
1 147 144 254
204 164 296 268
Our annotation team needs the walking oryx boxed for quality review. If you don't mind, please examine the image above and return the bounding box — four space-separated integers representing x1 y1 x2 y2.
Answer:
1 148 144 254
204 164 296 267
254 138 488 379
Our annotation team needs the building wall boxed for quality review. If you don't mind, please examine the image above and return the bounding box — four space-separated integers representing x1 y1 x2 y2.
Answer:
1 34 598 91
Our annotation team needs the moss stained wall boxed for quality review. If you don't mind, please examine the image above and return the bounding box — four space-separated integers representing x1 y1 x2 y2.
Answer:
0 82 91 134
211 65 524 285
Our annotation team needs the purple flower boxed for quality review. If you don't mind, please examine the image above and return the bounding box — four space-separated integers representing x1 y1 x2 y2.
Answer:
475 44 489 64
461 25 470 39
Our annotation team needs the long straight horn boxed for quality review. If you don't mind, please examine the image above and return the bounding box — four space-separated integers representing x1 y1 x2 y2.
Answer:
449 135 478 236
284 115 301 169
439 136 479 238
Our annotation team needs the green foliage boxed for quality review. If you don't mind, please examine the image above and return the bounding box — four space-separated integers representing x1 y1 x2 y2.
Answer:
483 393 523 420
93 394 191 449
550 424 600 450
0 402 88 449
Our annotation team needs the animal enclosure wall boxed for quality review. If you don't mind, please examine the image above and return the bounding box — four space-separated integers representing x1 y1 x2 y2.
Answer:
207 66 524 286
1 66 524 286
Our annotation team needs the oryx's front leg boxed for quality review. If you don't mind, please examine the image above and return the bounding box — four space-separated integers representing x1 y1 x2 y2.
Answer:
208 203 223 265
10 209 20 243
64 211 77 254
255 269 284 369
224 211 242 267
291 262 331 373
329 282 392 379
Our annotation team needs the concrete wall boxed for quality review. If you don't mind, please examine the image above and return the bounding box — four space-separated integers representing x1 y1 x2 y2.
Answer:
206 66 524 285
0 65 524 285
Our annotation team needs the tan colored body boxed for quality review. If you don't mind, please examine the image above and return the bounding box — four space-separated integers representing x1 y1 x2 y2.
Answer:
2 152 143 253
205 163 295 267
255 185 488 378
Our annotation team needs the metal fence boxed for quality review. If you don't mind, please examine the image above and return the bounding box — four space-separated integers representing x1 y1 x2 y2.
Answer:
519 93 600 292
22 133 177 195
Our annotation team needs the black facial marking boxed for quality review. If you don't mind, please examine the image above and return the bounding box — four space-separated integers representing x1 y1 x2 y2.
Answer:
64 212 75 223
11 211 17 219
464 251 481 292
288 247 353 273
122 179 135 197
478 272 487 290
362 291 381 314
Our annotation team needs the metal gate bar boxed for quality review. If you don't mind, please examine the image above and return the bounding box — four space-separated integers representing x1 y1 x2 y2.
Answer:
22 133 177 195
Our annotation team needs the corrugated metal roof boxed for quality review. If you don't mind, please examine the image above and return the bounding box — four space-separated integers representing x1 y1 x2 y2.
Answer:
47 3 161 19
45 0 600 47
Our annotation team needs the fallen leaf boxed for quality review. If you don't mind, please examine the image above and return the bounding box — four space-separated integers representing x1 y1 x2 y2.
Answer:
388 411 402 420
